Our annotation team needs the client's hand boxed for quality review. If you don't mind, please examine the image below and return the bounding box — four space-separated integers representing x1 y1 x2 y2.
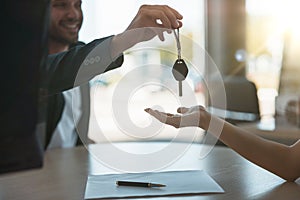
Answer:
144 105 210 130
285 99 300 126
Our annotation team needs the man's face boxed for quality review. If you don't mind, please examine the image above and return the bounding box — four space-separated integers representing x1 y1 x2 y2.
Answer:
49 0 83 45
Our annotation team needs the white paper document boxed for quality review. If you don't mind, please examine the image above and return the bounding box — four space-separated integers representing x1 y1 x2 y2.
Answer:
84 170 224 199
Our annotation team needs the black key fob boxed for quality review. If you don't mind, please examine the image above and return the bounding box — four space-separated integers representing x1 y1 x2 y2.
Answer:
172 59 188 81
172 59 188 96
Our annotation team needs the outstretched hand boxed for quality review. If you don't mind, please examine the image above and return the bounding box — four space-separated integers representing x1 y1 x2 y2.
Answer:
144 105 210 130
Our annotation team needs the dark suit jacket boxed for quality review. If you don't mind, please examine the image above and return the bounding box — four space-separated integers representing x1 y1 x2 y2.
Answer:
45 40 124 148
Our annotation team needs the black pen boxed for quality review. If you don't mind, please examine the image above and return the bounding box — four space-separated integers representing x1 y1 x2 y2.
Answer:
116 180 166 188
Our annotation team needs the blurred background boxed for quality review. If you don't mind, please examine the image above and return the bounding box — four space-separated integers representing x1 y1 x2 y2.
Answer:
78 0 300 143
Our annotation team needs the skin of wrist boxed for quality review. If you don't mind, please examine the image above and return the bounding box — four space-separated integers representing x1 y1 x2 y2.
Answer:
200 109 211 130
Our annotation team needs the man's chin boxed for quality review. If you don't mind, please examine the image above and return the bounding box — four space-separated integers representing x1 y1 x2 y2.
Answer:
68 37 79 44
50 36 78 46
66 33 79 43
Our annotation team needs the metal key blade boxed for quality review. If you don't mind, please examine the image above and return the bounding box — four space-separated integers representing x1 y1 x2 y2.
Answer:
179 81 182 97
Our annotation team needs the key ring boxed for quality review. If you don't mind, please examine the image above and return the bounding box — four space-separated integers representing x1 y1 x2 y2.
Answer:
173 28 181 59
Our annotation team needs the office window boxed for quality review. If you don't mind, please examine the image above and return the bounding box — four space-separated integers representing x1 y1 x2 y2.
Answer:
246 0 300 117
79 1 205 143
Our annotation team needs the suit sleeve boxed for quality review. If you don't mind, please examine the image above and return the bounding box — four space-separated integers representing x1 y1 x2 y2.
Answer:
43 36 124 95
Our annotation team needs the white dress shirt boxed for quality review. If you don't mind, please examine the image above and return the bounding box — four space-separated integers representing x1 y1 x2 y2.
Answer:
47 87 82 149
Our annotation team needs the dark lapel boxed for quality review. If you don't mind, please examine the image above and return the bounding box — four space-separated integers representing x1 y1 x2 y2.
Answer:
76 83 90 145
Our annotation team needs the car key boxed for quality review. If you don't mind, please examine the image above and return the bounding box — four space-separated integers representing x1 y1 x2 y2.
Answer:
172 58 188 96
172 28 188 97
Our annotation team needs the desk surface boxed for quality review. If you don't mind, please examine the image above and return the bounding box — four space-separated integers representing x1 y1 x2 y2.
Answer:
0 142 299 200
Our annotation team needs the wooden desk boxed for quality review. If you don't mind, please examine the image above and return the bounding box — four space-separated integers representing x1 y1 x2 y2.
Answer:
0 142 299 200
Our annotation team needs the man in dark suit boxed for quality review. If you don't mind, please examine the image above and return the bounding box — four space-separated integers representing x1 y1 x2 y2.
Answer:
46 0 90 149
0 0 183 173
45 1 186 149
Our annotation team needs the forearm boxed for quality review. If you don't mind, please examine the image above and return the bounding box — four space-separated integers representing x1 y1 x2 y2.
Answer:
202 111 299 181
44 37 123 95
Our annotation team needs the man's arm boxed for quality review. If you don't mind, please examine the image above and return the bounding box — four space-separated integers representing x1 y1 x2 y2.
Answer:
44 36 124 95
44 4 184 95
